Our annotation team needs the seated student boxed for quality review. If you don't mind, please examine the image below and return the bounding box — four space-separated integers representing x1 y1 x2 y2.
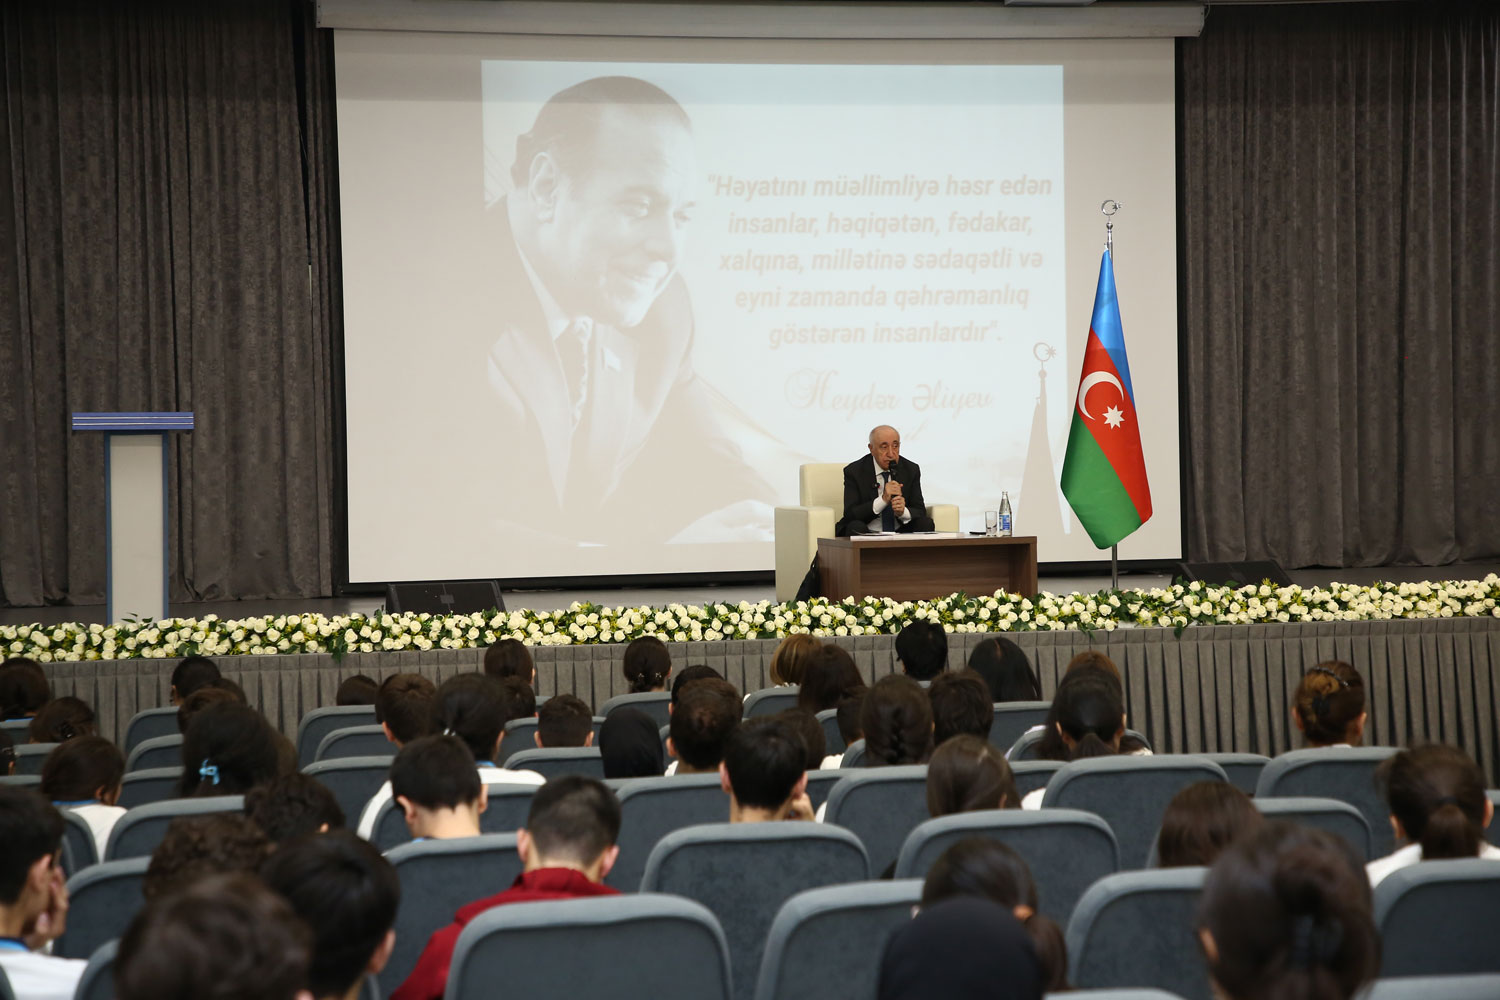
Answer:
115 873 315 1000
597 708 664 779
374 672 436 750
391 777 622 1000
666 677 741 776
483 638 535 687
496 675 537 723
535 693 593 748
928 670 994 747
335 674 378 707
862 674 934 767
721 717 814 823
828 689 866 768
390 736 487 840
1292 661 1366 748
919 837 1068 992
767 633 820 687
39 735 126 858
27 696 96 744
927 735 1019 816
1157 781 1262 868
1199 822 1379 1000
169 654 221 705
1367 743 1500 886
878 896 1043 1000
1021 675 1126 808
775 708 826 773
244 773 346 844
177 682 245 733
0 657 50 720
669 663 722 711
0 787 85 1000
967 637 1042 702
143 812 274 901
357 673 542 838
261 831 400 1000
894 621 948 683
622 635 672 694
1030 660 1149 763
796 644 865 715
0 728 14 776
179 702 288 798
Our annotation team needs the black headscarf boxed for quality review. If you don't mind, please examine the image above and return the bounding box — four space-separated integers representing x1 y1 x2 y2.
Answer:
598 708 664 779
878 898 1044 1000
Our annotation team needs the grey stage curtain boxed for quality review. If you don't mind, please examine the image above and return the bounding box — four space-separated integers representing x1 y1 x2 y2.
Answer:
1179 2 1500 568
0 0 338 606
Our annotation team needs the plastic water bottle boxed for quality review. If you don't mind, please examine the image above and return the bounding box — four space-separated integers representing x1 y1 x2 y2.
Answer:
998 492 1013 536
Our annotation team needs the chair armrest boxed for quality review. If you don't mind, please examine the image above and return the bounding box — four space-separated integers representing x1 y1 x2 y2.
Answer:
774 506 837 602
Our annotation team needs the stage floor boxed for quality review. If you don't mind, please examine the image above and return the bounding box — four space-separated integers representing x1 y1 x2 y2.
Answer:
3 562 1498 626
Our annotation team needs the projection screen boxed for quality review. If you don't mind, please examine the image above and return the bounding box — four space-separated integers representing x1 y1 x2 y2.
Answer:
335 28 1181 582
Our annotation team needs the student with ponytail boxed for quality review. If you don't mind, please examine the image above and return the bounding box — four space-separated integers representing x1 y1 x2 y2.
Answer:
1021 675 1126 807
1366 743 1500 886
621 636 672 694
1291 661 1366 747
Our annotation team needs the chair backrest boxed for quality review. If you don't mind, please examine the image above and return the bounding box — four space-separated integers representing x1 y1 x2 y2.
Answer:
369 781 540 851
609 774 729 891
124 734 183 773
1255 746 1400 856
60 808 100 874
1043 756 1229 869
0 773 40 788
1363 974 1500 999
1067 867 1211 1000
1053 992 1189 1000
0 717 29 738
123 707 180 754
798 463 844 510
821 765 929 877
1011 760 1065 799
73 939 118 1000
379 834 523 997
814 708 845 755
743 687 801 719
989 702 1050 752
642 822 869 1000
1374 858 1500 977
839 739 866 768
500 716 606 763
315 725 394 762
1196 753 1270 796
296 705 378 768
447 894 731 1000
1489 792 1500 849
754 880 923 1000
804 770 842 811
302 756 395 827
1007 728 1045 761
104 795 245 861
14 742 56 775
116 767 184 809
600 691 673 727
55 857 150 959
893 809 1120 924
502 747 605 780
1254 796 1373 860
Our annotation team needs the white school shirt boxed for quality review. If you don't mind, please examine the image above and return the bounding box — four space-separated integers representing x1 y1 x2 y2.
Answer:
0 949 87 1000
66 803 126 859
355 765 545 838
1366 842 1500 887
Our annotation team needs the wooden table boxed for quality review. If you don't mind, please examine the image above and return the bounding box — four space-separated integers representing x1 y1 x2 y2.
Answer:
816 534 1039 602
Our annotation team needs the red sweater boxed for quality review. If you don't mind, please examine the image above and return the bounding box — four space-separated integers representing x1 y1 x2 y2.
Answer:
389 868 620 1000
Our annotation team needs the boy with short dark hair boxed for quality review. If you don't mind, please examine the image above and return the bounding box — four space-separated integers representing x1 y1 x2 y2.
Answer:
144 812 274 901
169 655 221 705
374 673 436 749
928 669 995 746
388 735 487 840
482 638 535 686
535 693 593 748
894 621 948 682
243 772 347 844
667 678 741 775
720 717 813 823
0 787 84 1000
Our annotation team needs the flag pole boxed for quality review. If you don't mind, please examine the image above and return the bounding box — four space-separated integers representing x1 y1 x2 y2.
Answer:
1101 199 1121 590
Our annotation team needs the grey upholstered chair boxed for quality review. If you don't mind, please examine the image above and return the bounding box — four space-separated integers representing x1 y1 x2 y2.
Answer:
815 708 845 755
1007 728 1046 760
1011 760 1065 799
447 894 731 1000
116 767 183 809
302 755 393 826
104 795 245 862
1196 753 1270 796
1057 992 1189 1000
1043 756 1228 869
803 770 842 811
1489 792 1500 849
502 746 605 780
608 774 729 891
55 857 149 959
378 833 523 996
295 705 377 768
498 717 542 764
73 939 117 1000
59 809 99 875
839 740 867 768
314 725 394 762
370 782 540 851
1066 867 1211 1000
122 707 180 754
1364 974 1500 999
893 809 1120 923
1254 746 1400 856
1374 858 1500 977
641 822 868 1000
1253 796 1373 860
600 691 673 727
989 701 1050 752
822 765 929 876
14 743 57 776
0 774 40 788
742 687 800 719
753 880 923 1000
124 734 183 773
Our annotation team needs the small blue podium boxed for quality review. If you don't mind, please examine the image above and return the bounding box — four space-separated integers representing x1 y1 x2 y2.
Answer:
71 412 195 623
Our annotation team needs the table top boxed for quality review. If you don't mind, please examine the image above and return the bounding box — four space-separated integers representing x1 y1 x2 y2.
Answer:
819 533 1038 549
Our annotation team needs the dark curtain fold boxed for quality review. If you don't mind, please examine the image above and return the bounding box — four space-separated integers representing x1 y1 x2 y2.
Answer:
1179 2 1500 568
0 0 339 605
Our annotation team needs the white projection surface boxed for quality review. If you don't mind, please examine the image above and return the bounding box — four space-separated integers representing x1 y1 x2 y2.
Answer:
336 30 1181 582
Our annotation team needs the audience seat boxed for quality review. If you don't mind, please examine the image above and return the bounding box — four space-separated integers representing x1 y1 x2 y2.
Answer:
754 880 923 1000
379 834 523 997
122 707 180 755
743 687 800 719
804 770 842 811
659 723 672 758
1253 796 1372 860
447 894 731 1000
839 740 866 768
124 734 183 773
1011 760 1064 799
104 795 245 862
1195 753 1269 796
59 809 99 874
1059 992 1189 1000
641 822 869 1000
1066 867 1211 1000
55 857 149 960
1010 729 1152 761
14 743 56 776
502 746 605 780
0 718 29 739
302 756 394 828
0 774 40 788
1374 858 1500 977
1486 792 1500 849
116 767 184 809
893 809 1120 924
73 939 117 1000
499 716 607 763
296 705 377 768
1254 746 1400 856
608 774 729 891
814 708 844 755
989 702 1050 753
314 725 394 762
822 765 929 877
600 691 673 727
370 782 540 852
1364 974 1500 999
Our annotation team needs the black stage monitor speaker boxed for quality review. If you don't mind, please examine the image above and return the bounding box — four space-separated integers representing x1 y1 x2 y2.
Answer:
1176 560 1293 588
385 580 506 615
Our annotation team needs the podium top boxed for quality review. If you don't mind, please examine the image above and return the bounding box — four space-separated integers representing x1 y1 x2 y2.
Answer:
71 412 195 431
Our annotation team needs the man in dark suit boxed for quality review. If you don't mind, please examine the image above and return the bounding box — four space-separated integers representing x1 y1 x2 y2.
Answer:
835 425 936 536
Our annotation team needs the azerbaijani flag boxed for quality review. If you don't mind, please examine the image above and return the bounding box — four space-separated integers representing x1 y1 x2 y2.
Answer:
1060 250 1152 548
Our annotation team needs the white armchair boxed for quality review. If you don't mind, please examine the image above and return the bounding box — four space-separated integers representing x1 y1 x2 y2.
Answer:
773 463 959 602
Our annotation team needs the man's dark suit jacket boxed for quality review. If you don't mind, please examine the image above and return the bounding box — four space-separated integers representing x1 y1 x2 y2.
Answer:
836 454 928 536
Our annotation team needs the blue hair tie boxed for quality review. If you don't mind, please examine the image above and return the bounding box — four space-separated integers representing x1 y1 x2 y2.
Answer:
199 759 220 786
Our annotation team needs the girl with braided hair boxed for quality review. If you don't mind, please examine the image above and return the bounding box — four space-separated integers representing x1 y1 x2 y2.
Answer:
860 674 933 767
